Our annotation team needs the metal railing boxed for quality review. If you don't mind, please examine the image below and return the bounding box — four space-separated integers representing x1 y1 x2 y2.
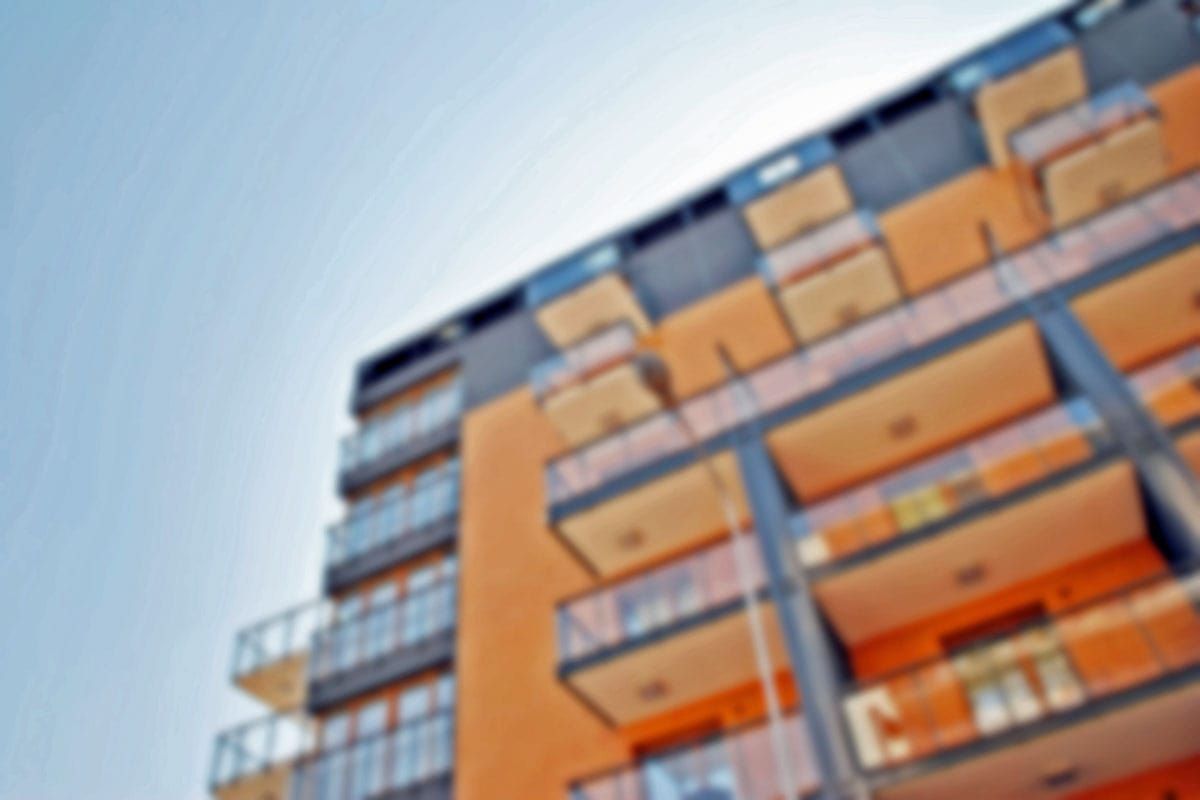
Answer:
558 537 765 664
209 713 313 792
1011 81 1156 170
339 380 462 474
531 322 641 400
793 399 1108 567
570 712 819 800
1129 345 1200 427
310 578 457 683
760 210 880 288
843 570 1200 770
232 600 325 680
289 710 455 800
326 462 459 568
545 173 1200 507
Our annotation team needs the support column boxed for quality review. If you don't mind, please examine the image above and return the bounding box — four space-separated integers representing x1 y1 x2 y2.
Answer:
1010 269 1200 561
731 427 872 800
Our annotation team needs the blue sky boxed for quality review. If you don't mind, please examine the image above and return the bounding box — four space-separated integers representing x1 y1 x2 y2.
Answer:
1 1 1057 797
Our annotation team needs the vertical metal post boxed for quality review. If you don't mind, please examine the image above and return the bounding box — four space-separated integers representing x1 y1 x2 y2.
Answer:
997 259 1200 561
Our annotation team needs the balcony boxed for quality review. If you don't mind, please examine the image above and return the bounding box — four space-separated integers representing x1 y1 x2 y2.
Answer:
534 322 669 446
794 399 1108 569
844 571 1200 799
570 713 819 800
812 460 1145 647
290 711 454 800
760 211 903 345
338 379 462 494
555 450 749 577
544 173 1200 513
557 536 786 725
529 243 652 349
741 164 854 251
209 713 311 800
231 601 323 712
308 578 457 712
325 462 459 592
1012 82 1168 227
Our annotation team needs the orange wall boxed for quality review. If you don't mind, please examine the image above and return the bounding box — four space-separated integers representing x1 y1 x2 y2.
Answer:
456 388 628 799
1152 66 1200 179
654 276 795 397
848 540 1167 680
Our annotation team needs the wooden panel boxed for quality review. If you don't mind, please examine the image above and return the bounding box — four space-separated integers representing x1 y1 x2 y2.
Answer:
542 362 665 446
742 165 854 250
1072 245 1200 370
768 322 1056 502
880 167 1048 295
535 273 651 348
777 246 903 343
558 452 749 576
566 603 787 725
1043 117 1169 228
976 47 1088 167
814 462 1146 645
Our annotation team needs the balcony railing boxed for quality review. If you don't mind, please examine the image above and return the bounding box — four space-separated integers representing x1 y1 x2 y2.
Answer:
571 713 819 800
326 462 459 569
209 713 312 793
532 322 641 399
290 710 455 800
310 578 457 683
1011 81 1156 171
545 173 1200 507
1129 345 1200 427
232 600 325 681
760 210 880 287
558 537 765 665
339 380 462 475
793 399 1108 567
843 570 1200 771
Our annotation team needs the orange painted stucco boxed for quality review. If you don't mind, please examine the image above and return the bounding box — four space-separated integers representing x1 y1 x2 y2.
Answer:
1066 754 1200 800
1152 65 1200 179
879 165 1047 295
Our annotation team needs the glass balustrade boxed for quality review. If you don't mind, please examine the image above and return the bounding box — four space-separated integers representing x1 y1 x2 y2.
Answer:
843 571 1200 770
760 210 879 287
545 173 1200 507
558 536 765 664
209 713 312 792
1129 345 1200 427
1011 81 1156 172
532 322 641 399
232 600 325 680
792 399 1107 567
339 379 462 475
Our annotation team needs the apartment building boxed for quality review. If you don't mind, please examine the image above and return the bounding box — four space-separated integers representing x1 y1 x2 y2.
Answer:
208 1 1200 797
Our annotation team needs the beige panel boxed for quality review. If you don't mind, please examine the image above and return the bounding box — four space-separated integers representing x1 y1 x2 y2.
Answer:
542 362 666 446
558 452 748 576
215 766 291 800
777 246 903 343
566 602 787 725
743 165 855 250
768 323 1056 502
535 273 652 348
234 653 309 712
1072 245 1200 370
976 47 1088 167
1043 117 1168 228
878 682 1200 800
814 462 1144 644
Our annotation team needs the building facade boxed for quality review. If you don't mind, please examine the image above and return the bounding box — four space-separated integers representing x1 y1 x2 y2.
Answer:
209 1 1200 798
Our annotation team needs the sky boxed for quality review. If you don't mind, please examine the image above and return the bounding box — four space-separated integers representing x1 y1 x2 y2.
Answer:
0 1 1059 797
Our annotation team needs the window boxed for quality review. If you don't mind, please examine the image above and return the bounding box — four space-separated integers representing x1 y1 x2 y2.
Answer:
365 583 398 661
353 702 389 799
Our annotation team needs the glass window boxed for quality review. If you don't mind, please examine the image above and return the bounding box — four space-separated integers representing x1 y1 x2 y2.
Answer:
366 583 398 661
354 702 389 799
402 567 438 646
